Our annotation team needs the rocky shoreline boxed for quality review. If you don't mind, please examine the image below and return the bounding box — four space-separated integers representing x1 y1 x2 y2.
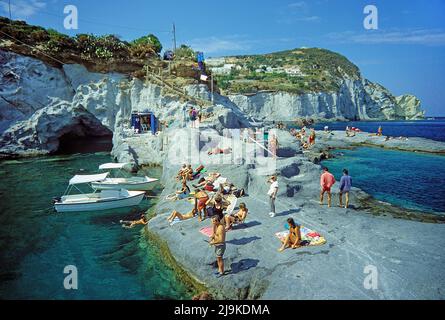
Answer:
144 127 445 299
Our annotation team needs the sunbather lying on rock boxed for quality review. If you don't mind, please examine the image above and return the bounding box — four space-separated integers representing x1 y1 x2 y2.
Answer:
193 177 207 189
208 147 232 155
167 208 197 223
206 172 221 182
278 218 301 252
225 202 248 231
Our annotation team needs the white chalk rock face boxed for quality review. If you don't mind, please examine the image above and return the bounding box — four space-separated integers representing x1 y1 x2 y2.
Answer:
227 76 424 122
396 95 425 120
0 50 426 160
0 50 74 132
0 99 111 156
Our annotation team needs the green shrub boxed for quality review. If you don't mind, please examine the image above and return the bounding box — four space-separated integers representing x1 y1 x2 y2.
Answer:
132 34 162 54
175 45 195 60
30 29 49 42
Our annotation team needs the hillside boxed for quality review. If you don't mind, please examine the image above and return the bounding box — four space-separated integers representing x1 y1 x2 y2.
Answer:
0 17 201 83
207 48 361 95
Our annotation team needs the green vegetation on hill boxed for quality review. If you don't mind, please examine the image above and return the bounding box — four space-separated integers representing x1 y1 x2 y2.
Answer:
0 17 199 81
213 48 361 94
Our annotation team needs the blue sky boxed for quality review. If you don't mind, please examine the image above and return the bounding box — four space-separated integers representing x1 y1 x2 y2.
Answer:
1 0 444 116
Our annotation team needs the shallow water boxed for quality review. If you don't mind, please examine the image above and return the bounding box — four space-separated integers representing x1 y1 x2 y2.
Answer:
0 153 191 299
322 147 445 214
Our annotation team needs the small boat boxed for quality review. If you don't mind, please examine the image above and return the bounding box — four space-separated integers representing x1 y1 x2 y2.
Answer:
91 163 158 191
54 173 145 213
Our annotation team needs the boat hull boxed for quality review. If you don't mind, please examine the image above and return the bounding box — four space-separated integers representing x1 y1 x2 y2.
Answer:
91 177 158 191
54 191 145 213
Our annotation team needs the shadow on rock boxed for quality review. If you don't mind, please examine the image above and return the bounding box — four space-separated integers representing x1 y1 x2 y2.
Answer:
227 236 261 246
229 259 259 274
233 220 261 230
286 184 302 197
277 208 301 216
281 162 300 178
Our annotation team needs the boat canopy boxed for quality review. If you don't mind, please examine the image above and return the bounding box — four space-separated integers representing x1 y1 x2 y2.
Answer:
99 163 129 170
69 173 109 185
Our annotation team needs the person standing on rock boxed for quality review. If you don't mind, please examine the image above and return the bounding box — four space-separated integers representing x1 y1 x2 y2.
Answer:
377 126 383 136
269 133 279 158
209 215 226 277
189 107 197 128
320 167 336 207
267 176 279 217
309 128 316 146
339 169 352 208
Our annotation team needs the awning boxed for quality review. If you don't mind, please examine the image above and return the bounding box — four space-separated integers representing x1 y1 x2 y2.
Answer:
99 163 129 170
69 173 109 185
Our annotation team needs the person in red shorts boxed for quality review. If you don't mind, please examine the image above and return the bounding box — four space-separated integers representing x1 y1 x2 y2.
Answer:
320 167 336 207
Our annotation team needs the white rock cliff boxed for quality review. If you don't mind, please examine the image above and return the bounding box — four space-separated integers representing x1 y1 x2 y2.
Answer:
0 49 425 159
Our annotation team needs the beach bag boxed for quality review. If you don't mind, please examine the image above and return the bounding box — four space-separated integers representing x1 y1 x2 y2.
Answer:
233 188 245 198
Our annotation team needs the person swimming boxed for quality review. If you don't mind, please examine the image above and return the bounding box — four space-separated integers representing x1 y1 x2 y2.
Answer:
121 214 148 229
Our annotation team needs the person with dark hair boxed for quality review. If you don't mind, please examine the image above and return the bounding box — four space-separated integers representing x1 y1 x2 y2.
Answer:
121 214 148 229
339 169 352 208
175 179 190 200
320 167 336 207
278 218 301 252
167 208 197 223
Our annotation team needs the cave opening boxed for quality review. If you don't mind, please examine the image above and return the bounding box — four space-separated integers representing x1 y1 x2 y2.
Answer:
54 123 113 155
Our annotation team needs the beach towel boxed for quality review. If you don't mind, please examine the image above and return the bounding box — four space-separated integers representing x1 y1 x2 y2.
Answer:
212 177 227 187
169 217 182 226
275 226 326 247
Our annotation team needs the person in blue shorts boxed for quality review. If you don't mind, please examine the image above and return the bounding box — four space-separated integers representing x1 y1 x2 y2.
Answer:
339 169 352 208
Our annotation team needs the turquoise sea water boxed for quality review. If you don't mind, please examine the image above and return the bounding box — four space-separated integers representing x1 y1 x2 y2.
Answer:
0 153 191 299
322 147 445 214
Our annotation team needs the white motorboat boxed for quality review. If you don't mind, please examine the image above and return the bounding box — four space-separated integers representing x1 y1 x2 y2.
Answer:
91 163 158 191
54 173 145 213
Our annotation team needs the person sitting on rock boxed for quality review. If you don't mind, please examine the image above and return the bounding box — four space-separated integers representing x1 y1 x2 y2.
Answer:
377 126 383 136
278 218 301 252
185 164 194 180
175 179 190 200
176 164 187 181
225 202 248 231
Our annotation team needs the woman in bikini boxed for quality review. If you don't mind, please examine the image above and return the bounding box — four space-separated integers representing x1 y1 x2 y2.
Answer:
167 208 198 223
278 218 302 252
